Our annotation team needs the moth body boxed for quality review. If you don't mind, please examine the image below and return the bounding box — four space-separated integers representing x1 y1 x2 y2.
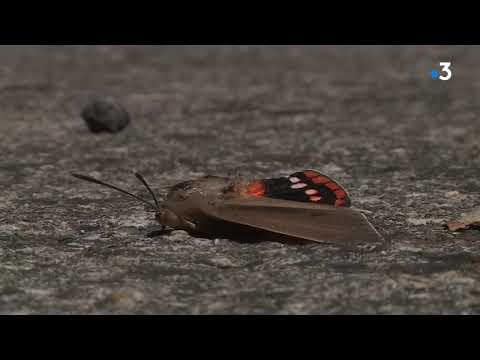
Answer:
72 170 384 245
156 176 248 236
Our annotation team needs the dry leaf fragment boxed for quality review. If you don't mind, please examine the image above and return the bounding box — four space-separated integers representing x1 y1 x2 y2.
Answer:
447 207 480 232
445 191 468 201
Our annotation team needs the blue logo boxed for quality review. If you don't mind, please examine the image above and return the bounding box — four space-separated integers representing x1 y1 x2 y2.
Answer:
431 69 439 79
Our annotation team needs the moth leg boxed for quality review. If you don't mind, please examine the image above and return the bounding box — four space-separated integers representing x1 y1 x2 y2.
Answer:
146 226 174 238
351 207 373 215
183 219 198 230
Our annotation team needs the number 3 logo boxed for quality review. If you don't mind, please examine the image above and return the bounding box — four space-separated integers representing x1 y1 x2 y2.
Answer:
439 62 452 80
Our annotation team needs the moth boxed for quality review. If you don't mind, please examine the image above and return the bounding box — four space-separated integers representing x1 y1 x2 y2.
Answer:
71 169 383 245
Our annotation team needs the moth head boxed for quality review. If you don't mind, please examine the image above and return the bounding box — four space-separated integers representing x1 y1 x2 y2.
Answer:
71 173 232 231
153 206 190 229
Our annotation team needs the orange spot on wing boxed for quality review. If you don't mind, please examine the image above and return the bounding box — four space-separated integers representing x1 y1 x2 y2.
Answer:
312 176 330 184
304 170 320 178
334 189 346 198
246 180 266 197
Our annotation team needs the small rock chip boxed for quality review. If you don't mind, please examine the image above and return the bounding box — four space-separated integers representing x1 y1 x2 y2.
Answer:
81 97 130 133
407 218 428 226
110 288 145 311
208 256 239 268
358 184 369 194
397 245 423 253
407 217 445 226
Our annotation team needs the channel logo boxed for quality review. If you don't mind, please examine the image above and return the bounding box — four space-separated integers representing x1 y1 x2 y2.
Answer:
431 62 452 80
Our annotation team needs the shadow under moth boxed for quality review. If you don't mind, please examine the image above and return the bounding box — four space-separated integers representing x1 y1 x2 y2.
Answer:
71 169 383 246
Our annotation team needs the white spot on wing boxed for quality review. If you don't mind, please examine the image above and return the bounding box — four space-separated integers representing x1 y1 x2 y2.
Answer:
291 183 307 189
289 177 301 183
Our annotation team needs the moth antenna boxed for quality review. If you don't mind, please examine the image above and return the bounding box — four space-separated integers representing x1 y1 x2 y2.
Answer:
133 172 161 210
71 173 157 210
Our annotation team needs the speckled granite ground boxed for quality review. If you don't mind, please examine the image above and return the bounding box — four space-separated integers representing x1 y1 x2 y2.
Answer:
2 45 480 314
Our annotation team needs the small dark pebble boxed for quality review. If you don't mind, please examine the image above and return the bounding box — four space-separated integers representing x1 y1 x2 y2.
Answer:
81 97 130 133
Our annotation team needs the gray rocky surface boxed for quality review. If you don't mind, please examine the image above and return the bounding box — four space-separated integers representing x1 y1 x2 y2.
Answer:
1 45 480 314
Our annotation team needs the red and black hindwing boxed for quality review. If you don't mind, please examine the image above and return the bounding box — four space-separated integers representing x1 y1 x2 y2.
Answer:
246 170 351 207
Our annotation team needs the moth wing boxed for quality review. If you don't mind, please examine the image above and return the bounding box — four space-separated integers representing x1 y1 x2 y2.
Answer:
247 169 351 207
201 197 383 245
